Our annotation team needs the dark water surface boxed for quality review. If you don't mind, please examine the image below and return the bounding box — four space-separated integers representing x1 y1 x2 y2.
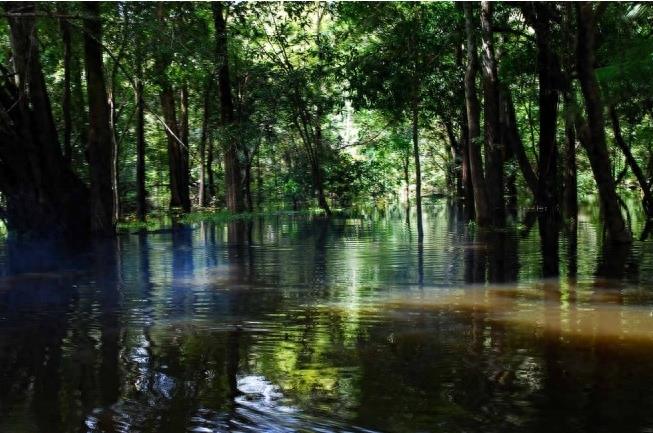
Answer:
2 204 653 433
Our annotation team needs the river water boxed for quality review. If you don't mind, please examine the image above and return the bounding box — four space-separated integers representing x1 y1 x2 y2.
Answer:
1 204 653 433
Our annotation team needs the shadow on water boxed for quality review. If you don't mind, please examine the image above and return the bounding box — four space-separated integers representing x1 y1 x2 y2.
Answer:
1 205 653 432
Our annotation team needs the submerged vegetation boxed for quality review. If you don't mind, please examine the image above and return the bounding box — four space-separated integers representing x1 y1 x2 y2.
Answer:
0 2 651 242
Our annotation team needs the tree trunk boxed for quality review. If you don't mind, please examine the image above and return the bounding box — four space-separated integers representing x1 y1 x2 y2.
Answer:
159 85 186 211
199 80 211 207
563 95 578 219
576 3 631 243
412 104 423 240
480 1 505 226
463 2 490 225
83 2 115 234
500 86 538 195
459 109 474 208
207 130 216 201
156 4 190 213
135 70 147 221
71 51 87 154
58 4 72 165
444 120 463 198
213 2 244 213
403 150 411 208
243 146 253 211
561 3 577 220
179 84 191 212
0 2 90 236
609 106 653 216
522 3 560 212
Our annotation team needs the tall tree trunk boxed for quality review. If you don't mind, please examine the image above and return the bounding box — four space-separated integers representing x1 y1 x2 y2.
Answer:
135 69 147 222
58 4 72 165
412 103 423 240
0 2 90 236
402 143 411 207
108 69 120 223
609 106 653 216
207 130 216 201
71 51 87 154
179 84 191 212
522 3 561 212
159 86 188 211
480 1 505 226
444 120 463 198
463 2 490 225
198 80 211 207
243 146 253 211
83 2 115 234
563 95 578 219
561 3 577 219
156 4 190 213
576 3 631 243
213 2 244 213
460 105 474 208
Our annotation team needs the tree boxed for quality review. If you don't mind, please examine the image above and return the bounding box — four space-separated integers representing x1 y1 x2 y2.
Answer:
155 3 191 212
213 2 245 213
0 2 90 236
464 2 490 225
83 2 115 234
576 2 631 243
480 1 505 226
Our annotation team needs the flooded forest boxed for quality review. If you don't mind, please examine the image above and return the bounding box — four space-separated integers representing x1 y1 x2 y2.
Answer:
1 2 653 433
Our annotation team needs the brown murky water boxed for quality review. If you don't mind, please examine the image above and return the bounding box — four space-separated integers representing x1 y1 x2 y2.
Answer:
1 204 653 433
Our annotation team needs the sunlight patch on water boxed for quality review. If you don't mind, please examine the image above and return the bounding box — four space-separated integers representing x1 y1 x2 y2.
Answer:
336 283 653 344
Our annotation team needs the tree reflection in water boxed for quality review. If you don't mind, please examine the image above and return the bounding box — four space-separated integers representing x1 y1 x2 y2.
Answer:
1 206 653 433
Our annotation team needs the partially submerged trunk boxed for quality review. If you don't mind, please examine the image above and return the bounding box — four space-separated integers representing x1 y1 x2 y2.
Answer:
179 84 191 212
561 4 577 219
500 86 538 196
0 3 90 236
522 3 561 212
463 2 490 225
563 95 578 219
159 85 189 211
83 2 115 234
213 2 245 213
576 3 631 243
412 103 423 239
444 120 463 198
609 106 653 216
135 71 147 221
480 1 505 226
198 80 211 207
156 4 191 213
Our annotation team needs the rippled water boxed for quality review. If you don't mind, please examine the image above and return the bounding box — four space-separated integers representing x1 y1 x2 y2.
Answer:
2 204 653 433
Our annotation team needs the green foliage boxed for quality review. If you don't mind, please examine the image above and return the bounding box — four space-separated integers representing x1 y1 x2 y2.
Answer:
2 1 652 228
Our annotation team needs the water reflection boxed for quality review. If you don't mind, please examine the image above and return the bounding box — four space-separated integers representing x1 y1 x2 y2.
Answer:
1 205 653 432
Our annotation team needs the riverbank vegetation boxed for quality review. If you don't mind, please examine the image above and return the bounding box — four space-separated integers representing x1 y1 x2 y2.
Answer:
0 2 651 241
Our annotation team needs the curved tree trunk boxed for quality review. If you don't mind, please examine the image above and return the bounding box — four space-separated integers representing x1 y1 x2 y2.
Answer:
609 106 653 217
576 2 631 243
